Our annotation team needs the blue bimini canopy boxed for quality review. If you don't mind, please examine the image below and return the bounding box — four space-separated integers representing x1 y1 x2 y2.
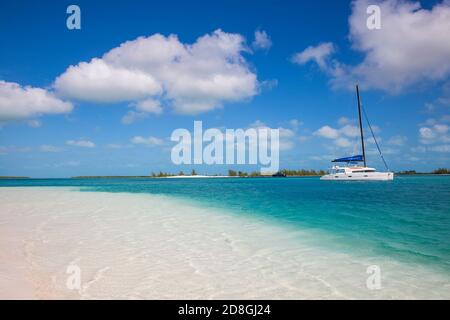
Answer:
332 155 364 163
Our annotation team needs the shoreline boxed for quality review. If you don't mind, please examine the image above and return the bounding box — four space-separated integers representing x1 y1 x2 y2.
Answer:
0 187 449 299
2 173 450 180
165 175 230 179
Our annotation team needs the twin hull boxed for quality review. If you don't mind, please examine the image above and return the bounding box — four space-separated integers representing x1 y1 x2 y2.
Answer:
320 172 394 181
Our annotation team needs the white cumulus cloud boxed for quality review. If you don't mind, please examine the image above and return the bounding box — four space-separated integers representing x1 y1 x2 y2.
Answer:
314 122 366 149
252 30 272 50
121 111 147 125
0 80 73 123
412 118 450 153
130 136 164 146
54 58 162 103
292 42 335 70
339 0 450 92
66 139 96 148
121 98 164 124
335 137 353 148
295 0 450 93
314 125 340 139
419 123 450 144
134 98 163 114
54 30 258 115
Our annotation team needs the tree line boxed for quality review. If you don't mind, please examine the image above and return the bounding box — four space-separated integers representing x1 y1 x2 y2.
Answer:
396 168 450 175
149 169 327 178
227 169 326 177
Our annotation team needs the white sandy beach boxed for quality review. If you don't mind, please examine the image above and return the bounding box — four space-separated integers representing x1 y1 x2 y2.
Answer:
0 187 449 299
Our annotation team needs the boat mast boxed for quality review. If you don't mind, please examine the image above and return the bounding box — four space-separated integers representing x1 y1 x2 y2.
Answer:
356 85 366 167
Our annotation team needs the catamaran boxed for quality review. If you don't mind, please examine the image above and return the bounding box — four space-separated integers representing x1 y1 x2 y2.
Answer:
321 85 394 181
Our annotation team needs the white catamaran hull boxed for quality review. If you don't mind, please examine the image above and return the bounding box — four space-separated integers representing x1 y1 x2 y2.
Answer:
320 172 394 181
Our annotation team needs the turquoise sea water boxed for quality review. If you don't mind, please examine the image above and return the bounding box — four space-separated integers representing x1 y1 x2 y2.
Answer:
1 176 450 273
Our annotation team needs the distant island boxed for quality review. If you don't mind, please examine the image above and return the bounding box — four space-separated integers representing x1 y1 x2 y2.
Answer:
68 168 450 179
149 169 326 178
0 176 30 179
396 168 450 175
70 169 325 179
1 168 449 180
72 175 153 179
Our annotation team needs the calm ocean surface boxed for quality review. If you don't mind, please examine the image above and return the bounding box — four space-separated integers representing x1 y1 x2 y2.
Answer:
2 175 450 273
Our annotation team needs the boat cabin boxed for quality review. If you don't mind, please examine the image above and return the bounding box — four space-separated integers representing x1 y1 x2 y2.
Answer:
329 166 376 175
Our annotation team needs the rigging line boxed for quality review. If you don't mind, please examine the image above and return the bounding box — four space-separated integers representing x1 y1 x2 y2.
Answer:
361 105 390 171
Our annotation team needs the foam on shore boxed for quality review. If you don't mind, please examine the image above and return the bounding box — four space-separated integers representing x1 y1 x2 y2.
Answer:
0 187 449 299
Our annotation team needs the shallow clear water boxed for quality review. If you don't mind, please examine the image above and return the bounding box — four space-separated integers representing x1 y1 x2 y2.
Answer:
2 176 450 273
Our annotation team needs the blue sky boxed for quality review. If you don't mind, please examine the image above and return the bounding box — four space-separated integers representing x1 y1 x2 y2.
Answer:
1 0 450 177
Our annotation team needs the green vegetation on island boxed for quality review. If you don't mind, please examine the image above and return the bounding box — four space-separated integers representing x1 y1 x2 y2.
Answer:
0 176 30 179
396 168 450 175
432 168 450 174
227 169 326 177
68 168 450 179
279 169 327 176
150 169 198 177
396 170 417 175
